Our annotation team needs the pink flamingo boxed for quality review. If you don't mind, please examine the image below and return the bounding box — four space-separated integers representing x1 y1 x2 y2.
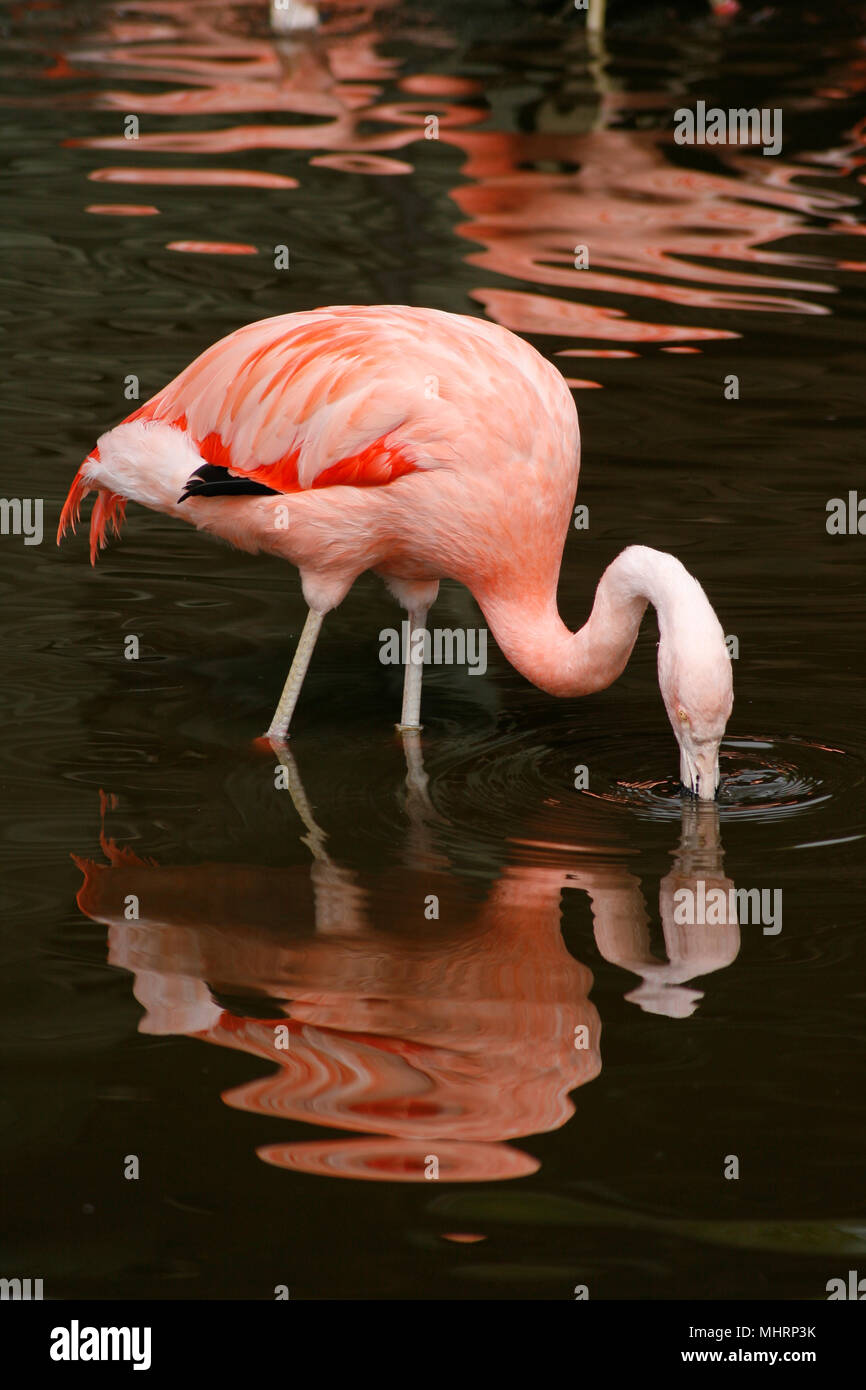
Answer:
58 305 732 797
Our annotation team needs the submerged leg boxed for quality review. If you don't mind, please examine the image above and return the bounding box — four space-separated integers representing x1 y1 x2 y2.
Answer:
266 607 324 740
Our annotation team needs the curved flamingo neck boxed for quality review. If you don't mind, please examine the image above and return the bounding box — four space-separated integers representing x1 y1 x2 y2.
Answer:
476 546 702 698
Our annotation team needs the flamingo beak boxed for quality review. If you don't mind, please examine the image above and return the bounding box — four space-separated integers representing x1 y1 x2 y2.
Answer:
680 743 720 801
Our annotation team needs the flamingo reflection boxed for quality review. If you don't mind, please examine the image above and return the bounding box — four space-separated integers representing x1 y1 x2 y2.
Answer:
71 747 738 1182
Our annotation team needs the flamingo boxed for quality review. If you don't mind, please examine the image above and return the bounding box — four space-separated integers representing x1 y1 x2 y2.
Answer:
58 305 732 797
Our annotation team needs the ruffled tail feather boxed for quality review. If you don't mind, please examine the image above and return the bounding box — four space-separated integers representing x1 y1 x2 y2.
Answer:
57 448 128 565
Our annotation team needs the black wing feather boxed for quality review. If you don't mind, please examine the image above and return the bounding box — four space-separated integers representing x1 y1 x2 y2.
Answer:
177 463 279 503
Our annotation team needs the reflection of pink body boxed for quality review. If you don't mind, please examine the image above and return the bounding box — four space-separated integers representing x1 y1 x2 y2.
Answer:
76 848 602 1182
72 789 737 1181
449 128 838 336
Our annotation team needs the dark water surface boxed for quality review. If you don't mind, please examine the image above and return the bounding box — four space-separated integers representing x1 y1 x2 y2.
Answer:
1 0 865 1300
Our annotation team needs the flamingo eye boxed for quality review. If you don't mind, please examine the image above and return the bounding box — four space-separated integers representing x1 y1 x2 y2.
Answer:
677 708 689 723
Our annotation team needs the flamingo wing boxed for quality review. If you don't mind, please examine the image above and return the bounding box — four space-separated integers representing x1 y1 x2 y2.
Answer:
127 307 465 495
58 305 575 566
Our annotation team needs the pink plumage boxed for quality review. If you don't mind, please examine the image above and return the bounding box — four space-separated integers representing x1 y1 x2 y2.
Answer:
58 304 732 795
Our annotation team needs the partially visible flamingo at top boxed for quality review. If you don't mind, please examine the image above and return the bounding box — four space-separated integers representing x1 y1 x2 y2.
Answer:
58 305 733 797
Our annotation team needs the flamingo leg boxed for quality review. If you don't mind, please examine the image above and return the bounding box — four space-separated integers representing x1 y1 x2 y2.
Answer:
397 603 430 731
587 0 607 32
266 739 331 860
266 740 366 936
266 607 324 739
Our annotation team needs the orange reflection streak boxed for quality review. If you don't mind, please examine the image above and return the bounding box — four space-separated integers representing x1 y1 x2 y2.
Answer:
89 167 299 188
473 289 737 343
167 239 258 253
258 1138 539 1182
62 0 412 165
41 0 862 358
310 152 413 174
68 122 423 157
443 128 850 337
85 203 160 215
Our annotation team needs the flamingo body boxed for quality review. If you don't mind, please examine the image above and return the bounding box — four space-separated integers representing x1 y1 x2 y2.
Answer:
60 305 577 604
59 305 732 793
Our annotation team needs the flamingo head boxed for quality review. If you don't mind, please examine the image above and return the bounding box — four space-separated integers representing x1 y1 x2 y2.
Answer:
658 621 733 800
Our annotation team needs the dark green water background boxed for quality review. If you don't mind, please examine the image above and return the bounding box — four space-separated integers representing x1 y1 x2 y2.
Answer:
1 0 864 1299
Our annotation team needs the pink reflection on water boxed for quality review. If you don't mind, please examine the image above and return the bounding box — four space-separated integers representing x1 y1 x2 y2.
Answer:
46 2 866 368
167 239 258 253
310 151 412 174
89 166 298 188
399 74 483 97
75 838 602 1182
85 203 160 215
258 1138 539 1182
472 288 736 343
559 350 639 358
444 127 848 341
71 785 742 1183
